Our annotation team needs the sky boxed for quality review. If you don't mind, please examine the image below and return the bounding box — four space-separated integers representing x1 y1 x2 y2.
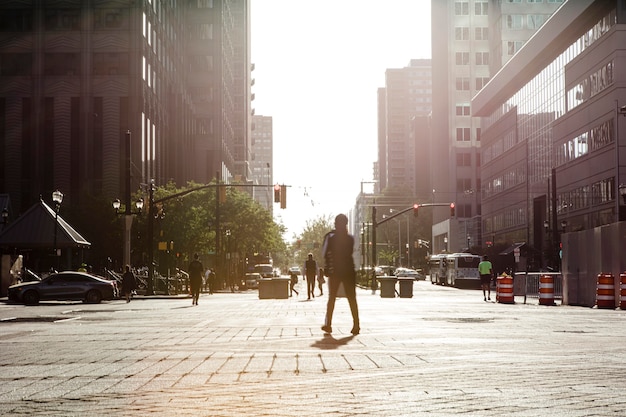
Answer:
250 1 432 239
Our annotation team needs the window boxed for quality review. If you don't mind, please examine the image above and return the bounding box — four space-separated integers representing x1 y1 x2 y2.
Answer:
456 77 470 91
0 53 32 75
507 41 525 55
476 128 481 142
455 27 469 40
457 178 472 192
456 127 471 141
456 104 470 116
527 15 545 29
455 1 469 15
44 53 80 76
528 0 543 3
475 27 488 40
506 15 523 29
474 1 488 15
476 77 490 90
456 153 471 166
94 9 126 29
455 52 469 65
44 9 80 30
93 53 129 75
475 52 489 66
0 10 33 31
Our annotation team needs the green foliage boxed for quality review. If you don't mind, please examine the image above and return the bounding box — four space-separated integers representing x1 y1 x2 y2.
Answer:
289 215 334 271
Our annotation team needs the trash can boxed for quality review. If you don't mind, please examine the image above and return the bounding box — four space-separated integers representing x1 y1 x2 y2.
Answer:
272 277 290 299
258 278 273 299
378 276 397 298
398 277 413 298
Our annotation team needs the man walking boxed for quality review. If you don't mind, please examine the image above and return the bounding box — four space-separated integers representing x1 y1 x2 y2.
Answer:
321 214 360 335
304 253 318 300
189 253 204 305
478 255 494 302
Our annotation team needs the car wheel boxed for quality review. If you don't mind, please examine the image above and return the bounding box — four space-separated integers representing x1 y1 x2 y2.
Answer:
85 290 102 304
23 290 40 306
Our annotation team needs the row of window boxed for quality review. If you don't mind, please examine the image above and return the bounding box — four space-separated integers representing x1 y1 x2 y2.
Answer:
0 53 134 76
482 205 527 235
555 118 614 167
0 9 128 32
556 177 615 215
505 14 548 30
456 77 490 91
455 52 489 66
455 27 489 41
567 60 614 111
456 127 481 142
454 1 488 16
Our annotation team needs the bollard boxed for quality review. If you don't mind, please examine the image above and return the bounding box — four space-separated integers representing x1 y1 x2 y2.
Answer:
619 272 626 310
538 274 555 306
497 275 514 304
596 273 615 309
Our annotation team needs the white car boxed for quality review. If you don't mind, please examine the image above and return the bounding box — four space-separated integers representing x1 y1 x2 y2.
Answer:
244 273 262 289
395 268 424 280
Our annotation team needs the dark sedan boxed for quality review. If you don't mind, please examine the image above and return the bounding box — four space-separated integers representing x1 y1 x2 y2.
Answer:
8 271 118 305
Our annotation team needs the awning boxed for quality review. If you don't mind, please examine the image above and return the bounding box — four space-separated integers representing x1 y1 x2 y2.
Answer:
499 242 525 256
0 200 90 249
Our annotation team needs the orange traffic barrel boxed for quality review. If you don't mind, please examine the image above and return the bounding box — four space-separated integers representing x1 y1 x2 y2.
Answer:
497 275 514 304
620 273 626 310
538 275 555 306
596 273 616 309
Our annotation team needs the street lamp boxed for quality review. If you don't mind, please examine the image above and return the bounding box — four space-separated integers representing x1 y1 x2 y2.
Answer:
112 196 144 269
443 236 448 252
52 189 63 269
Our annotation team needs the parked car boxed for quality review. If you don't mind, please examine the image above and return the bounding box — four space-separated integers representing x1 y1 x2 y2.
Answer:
244 272 262 289
395 268 424 280
8 271 118 305
288 266 301 276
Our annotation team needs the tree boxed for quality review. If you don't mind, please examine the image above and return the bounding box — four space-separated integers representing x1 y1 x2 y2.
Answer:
290 215 334 271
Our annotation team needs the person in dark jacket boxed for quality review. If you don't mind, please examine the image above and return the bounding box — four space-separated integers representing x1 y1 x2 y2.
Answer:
303 253 318 300
121 265 137 303
321 214 360 335
189 254 204 305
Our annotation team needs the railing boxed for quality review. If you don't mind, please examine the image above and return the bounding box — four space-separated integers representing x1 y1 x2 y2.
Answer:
514 272 563 304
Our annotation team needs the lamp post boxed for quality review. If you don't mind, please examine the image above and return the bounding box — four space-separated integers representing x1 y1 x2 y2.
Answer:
112 197 144 268
52 190 63 270
443 236 448 252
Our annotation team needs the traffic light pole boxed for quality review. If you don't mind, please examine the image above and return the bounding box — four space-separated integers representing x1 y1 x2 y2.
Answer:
370 202 455 290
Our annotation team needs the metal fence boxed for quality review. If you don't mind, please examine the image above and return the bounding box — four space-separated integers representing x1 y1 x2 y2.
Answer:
513 272 563 304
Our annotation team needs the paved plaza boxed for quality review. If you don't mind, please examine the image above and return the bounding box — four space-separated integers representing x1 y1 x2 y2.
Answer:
1 279 625 416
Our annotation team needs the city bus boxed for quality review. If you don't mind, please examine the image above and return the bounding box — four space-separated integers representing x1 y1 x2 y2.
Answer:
444 253 482 288
428 254 447 285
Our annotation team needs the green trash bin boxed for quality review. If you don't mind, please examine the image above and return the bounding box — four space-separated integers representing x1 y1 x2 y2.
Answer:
378 276 397 298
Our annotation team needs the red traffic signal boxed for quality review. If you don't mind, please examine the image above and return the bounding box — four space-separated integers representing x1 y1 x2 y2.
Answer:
450 202 455 217
413 203 419 217
274 184 280 203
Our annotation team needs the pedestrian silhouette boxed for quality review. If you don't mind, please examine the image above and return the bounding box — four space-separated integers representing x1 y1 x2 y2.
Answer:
478 255 494 301
317 267 325 296
290 271 299 297
304 253 318 300
121 264 137 303
321 214 360 335
189 254 204 305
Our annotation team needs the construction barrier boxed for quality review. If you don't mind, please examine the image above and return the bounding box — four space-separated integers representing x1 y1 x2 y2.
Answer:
596 273 616 309
620 273 626 310
538 274 555 306
496 275 514 304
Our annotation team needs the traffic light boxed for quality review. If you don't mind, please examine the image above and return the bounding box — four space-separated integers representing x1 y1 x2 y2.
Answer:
450 202 455 217
274 184 280 202
413 203 419 217
280 184 287 209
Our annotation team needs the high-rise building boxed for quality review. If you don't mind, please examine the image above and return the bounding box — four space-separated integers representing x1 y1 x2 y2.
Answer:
430 0 562 253
473 0 626 290
377 59 432 195
250 115 273 211
0 0 251 214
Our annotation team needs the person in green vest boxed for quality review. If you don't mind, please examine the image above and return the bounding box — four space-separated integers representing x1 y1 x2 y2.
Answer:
478 255 494 302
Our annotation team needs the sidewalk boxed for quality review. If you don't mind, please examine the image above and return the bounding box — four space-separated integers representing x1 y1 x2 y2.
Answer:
1 281 625 416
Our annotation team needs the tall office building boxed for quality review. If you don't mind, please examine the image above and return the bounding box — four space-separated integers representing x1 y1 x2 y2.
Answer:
377 59 432 195
250 115 273 211
430 0 562 253
473 1 626 293
0 0 251 214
